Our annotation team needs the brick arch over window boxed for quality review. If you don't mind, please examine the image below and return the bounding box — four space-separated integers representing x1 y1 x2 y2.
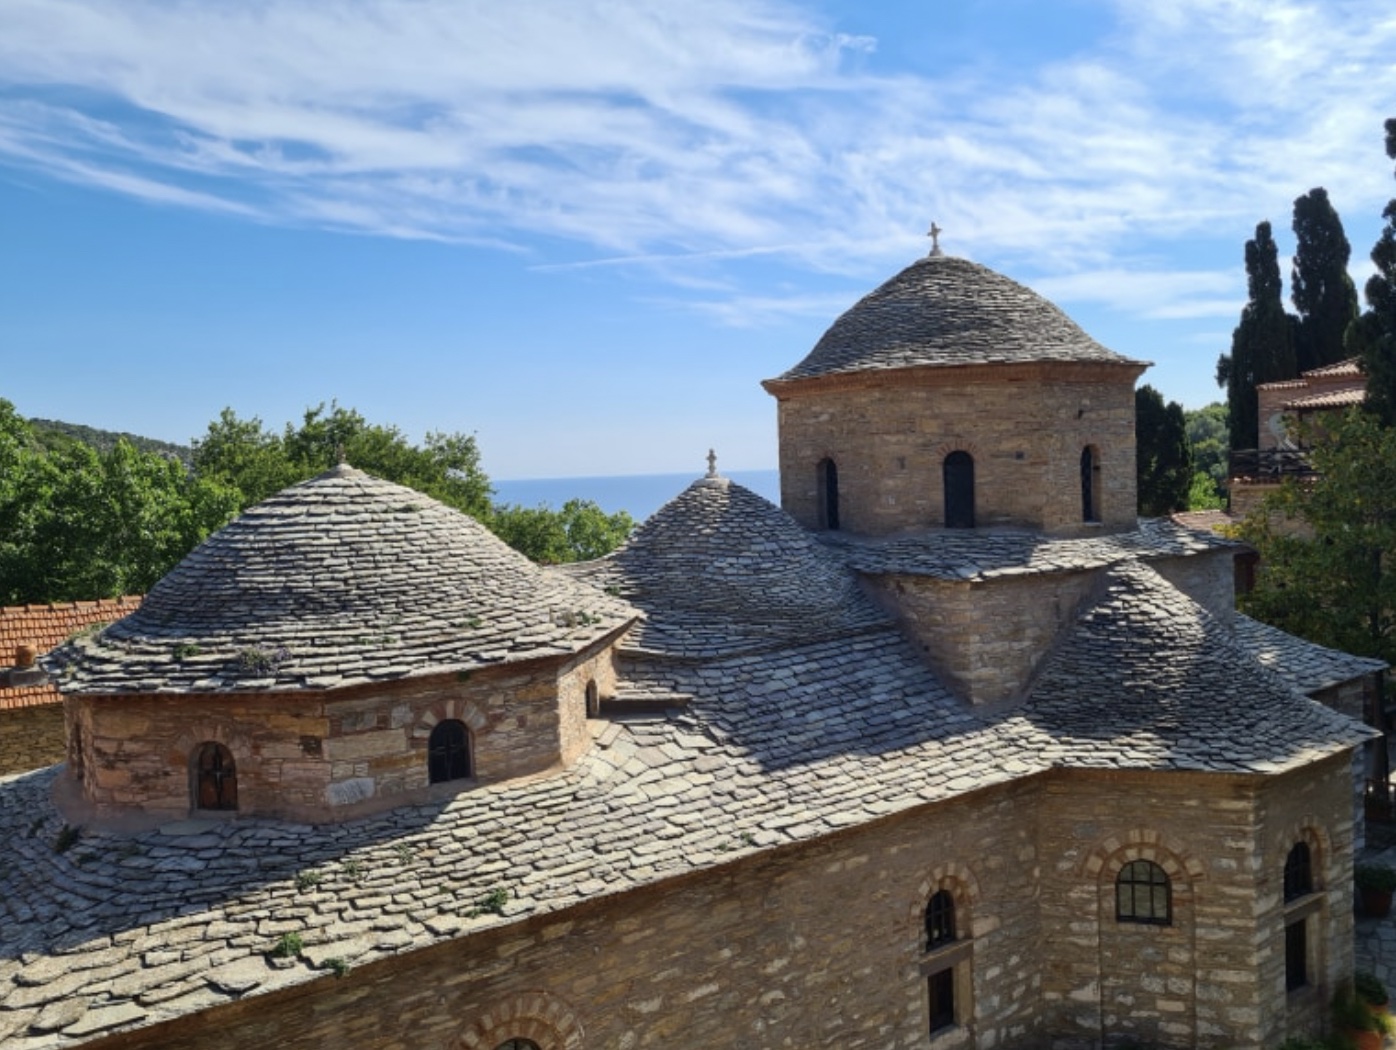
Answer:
455 990 585 1050
412 700 488 749
1271 818 1331 889
907 862 983 947
171 725 251 812
1082 828 1204 921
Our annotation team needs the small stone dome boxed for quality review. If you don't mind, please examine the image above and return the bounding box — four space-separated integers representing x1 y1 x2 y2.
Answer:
584 476 885 655
772 254 1143 383
52 464 634 693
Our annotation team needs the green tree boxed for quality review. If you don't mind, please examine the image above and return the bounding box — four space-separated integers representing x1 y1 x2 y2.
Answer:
1238 409 1396 662
1291 187 1359 373
193 403 492 520
1184 402 1229 495
1363 118 1396 426
1217 221 1298 452
1135 385 1192 516
1186 472 1225 511
488 499 634 565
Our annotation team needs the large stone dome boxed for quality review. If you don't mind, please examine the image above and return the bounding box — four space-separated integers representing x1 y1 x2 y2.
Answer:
51 464 634 693
772 254 1143 383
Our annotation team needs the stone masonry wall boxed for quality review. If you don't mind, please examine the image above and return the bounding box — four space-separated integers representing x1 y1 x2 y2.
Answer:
78 764 1350 1050
70 643 617 824
1147 549 1237 625
0 702 64 774
863 570 1100 706
1037 759 1356 1050
773 364 1138 537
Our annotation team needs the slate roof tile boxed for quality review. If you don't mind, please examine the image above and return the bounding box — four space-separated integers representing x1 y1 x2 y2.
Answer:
770 255 1147 383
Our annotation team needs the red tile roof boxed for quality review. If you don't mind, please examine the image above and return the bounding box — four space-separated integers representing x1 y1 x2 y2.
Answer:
0 597 141 710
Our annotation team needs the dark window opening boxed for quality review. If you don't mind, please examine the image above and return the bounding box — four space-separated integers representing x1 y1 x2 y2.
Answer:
1285 918 1308 991
925 890 956 951
585 679 600 719
428 719 472 784
943 451 975 529
195 742 238 811
928 967 955 1034
818 458 840 531
1081 446 1101 522
494 1041 541 1050
1116 860 1171 925
1284 842 1313 902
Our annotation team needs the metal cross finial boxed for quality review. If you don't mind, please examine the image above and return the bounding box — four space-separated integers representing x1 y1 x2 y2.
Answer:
928 222 944 257
706 448 718 478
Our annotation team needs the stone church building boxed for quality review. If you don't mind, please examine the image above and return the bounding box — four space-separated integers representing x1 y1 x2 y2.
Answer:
0 248 1385 1050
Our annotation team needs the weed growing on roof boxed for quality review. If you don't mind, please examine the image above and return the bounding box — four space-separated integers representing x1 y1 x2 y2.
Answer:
295 870 323 892
171 643 200 661
325 957 351 978
466 887 509 918
270 932 304 958
341 859 365 881
54 825 80 853
236 645 289 676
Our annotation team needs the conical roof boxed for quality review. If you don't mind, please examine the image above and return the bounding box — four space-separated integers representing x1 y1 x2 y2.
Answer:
1019 561 1371 772
50 464 635 693
770 254 1144 383
571 475 886 656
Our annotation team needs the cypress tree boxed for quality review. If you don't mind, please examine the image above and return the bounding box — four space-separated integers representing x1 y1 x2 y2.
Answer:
1364 119 1396 426
1218 221 1297 451
1135 385 1193 516
1291 187 1358 373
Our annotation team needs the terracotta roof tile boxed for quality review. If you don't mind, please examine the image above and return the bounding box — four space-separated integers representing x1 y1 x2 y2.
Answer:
0 598 140 710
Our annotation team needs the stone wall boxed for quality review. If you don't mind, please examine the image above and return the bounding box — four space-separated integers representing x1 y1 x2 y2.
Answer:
1148 549 1237 625
81 762 1354 1050
864 569 1100 706
0 702 64 774
771 363 1138 537
68 642 618 824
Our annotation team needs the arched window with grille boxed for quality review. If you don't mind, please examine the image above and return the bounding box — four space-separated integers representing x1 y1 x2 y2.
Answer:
1284 842 1313 901
1081 445 1101 522
194 742 238 811
943 451 975 529
925 889 956 951
817 457 840 531
428 720 472 784
920 885 971 1037
1115 859 1170 925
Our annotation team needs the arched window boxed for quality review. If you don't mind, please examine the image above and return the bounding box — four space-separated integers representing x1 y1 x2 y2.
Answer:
943 451 975 529
428 720 472 784
1284 841 1315 991
1081 446 1101 522
493 1041 540 1050
1116 859 1170 925
1283 842 1313 901
195 742 238 811
817 457 840 531
585 679 600 719
925 889 956 951
921 885 968 1035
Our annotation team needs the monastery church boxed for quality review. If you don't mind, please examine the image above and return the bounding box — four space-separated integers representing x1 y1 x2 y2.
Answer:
0 245 1387 1050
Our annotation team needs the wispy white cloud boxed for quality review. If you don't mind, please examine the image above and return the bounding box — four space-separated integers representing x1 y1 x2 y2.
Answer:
0 0 1393 327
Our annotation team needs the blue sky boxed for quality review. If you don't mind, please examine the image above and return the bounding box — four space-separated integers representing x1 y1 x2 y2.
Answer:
1 0 1395 480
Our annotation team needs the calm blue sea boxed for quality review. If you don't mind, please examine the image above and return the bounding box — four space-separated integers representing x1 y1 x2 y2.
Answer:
492 469 781 523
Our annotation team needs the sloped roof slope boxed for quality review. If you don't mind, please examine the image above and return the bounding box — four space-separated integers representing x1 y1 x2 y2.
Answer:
48 465 634 694
1017 561 1372 772
1231 613 1386 695
770 254 1146 383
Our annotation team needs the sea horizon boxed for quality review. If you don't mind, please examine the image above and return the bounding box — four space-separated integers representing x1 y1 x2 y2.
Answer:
492 468 781 523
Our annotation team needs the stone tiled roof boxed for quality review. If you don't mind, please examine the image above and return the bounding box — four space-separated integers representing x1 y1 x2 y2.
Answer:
1015 561 1375 771
818 517 1237 582
565 476 888 657
769 255 1146 383
1231 613 1386 695
46 466 634 694
0 600 140 711
0 474 1377 1046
